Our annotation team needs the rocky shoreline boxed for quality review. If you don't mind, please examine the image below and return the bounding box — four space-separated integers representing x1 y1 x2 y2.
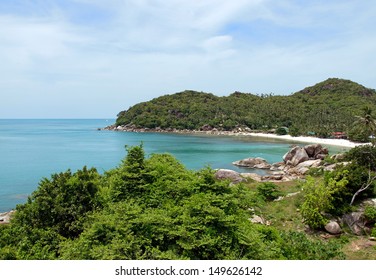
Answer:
215 143 347 183
101 123 258 136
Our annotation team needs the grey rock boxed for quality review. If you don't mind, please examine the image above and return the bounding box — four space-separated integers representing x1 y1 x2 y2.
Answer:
304 144 318 158
249 215 265 224
287 159 323 175
283 146 300 163
254 163 272 169
215 169 245 184
296 159 322 169
315 153 327 160
200 124 213 131
331 153 346 161
325 221 342 235
233 157 271 169
290 148 309 166
241 173 263 182
271 171 285 176
361 198 376 208
324 162 350 172
270 162 284 171
262 174 283 181
296 167 310 175
283 146 312 166
303 144 329 160
342 212 366 235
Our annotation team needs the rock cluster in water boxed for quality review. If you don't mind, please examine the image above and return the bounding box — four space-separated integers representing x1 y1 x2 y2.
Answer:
227 144 336 182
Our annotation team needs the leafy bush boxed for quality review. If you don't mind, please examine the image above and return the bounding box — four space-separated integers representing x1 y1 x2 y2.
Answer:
280 231 345 260
300 177 332 229
364 205 376 222
300 175 349 229
348 126 370 143
365 205 376 239
306 167 325 177
288 126 302 137
275 127 288 135
322 155 336 165
257 182 282 201
344 145 376 171
14 167 101 239
329 163 376 207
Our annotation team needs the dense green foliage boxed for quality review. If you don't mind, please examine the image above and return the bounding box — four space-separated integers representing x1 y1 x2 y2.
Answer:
364 205 376 221
301 174 349 229
301 145 376 229
279 231 344 260
364 206 376 238
344 144 376 170
348 106 376 143
256 182 282 202
0 146 344 260
116 78 376 140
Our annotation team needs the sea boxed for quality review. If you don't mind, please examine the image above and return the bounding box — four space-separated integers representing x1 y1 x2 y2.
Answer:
0 119 348 212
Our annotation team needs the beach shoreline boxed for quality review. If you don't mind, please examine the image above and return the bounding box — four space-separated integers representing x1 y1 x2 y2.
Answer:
243 132 367 148
103 125 368 148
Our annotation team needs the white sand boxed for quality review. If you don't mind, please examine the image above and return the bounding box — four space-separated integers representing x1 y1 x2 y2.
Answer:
244 133 368 148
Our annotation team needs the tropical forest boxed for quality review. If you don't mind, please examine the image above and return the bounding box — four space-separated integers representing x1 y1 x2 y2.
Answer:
116 78 376 142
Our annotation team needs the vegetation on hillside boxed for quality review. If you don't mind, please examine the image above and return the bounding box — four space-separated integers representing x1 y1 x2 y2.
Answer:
116 78 376 141
1 144 375 260
301 145 376 230
0 145 349 260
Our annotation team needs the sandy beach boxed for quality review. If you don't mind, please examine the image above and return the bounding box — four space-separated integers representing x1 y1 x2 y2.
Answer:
245 132 368 148
107 124 370 148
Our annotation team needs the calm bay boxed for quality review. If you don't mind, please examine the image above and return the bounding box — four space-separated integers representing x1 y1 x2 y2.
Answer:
0 119 347 212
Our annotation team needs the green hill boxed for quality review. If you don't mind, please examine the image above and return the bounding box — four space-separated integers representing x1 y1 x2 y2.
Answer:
115 78 376 138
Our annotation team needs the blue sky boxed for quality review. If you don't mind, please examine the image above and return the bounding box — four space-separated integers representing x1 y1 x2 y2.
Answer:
1 0 376 118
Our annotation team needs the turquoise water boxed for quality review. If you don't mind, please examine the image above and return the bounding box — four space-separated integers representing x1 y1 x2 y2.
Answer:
0 119 347 212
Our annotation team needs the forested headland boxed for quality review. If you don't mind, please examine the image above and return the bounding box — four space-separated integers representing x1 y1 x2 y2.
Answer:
115 78 376 142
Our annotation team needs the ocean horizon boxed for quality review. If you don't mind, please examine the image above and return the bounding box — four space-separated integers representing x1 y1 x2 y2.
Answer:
0 119 348 212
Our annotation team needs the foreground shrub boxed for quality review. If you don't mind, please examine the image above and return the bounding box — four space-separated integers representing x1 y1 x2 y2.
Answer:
257 182 282 201
344 145 376 171
280 231 345 260
300 175 348 229
0 146 347 260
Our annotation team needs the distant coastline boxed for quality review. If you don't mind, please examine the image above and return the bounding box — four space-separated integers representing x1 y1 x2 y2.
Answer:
102 125 367 148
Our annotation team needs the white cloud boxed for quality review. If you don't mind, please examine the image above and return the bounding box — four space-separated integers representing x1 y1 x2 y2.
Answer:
203 35 232 50
0 14 87 70
0 0 376 118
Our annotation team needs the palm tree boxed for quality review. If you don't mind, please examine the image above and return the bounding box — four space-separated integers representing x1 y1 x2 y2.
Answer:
353 106 376 145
